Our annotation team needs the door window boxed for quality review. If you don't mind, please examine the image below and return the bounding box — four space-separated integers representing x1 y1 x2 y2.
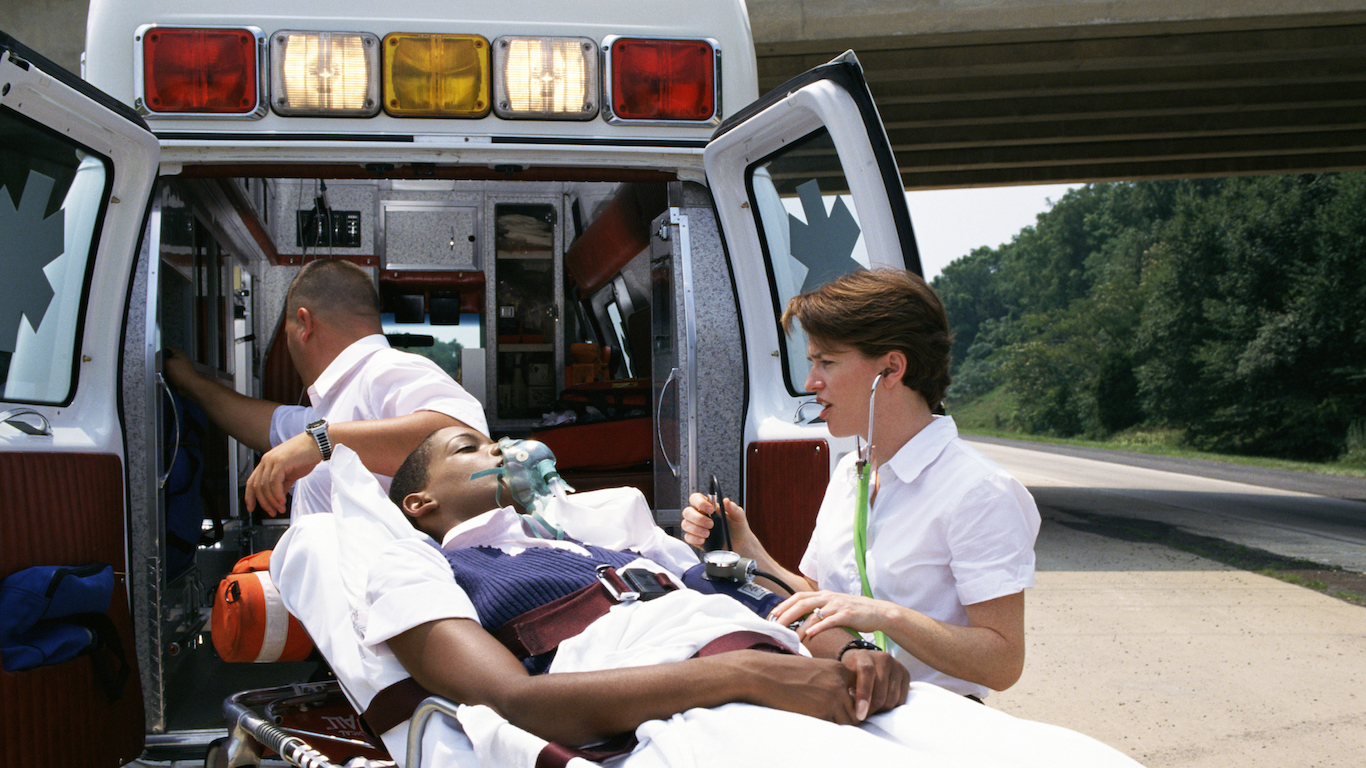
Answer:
748 127 872 393
0 109 110 404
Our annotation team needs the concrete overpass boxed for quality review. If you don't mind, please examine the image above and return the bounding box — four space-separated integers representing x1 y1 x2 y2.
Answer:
5 0 1364 188
747 0 1366 187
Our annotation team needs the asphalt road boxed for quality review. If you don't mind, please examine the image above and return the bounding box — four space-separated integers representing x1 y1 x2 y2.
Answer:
965 435 1366 573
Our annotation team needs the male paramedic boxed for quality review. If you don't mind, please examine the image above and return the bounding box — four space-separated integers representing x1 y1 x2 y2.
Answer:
271 425 1145 767
163 258 486 519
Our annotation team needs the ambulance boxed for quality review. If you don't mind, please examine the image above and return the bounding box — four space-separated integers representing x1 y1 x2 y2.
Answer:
0 0 919 763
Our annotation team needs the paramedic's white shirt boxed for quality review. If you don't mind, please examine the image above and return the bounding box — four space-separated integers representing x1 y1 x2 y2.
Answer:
800 415 1040 698
270 334 488 519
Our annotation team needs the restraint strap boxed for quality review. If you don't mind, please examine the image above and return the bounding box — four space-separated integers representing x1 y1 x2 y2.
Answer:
693 630 792 658
492 567 675 659
363 677 433 736
534 630 794 768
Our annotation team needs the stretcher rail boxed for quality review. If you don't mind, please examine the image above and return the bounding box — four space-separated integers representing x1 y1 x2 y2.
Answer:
218 684 373 768
406 696 463 768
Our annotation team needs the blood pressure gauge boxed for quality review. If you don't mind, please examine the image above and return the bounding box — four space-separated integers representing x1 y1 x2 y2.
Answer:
702 550 755 582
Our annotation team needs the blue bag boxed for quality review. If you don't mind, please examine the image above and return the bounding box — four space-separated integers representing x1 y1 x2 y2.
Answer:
0 563 113 672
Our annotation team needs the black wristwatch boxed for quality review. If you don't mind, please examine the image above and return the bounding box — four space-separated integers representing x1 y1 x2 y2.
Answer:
306 418 333 461
838 638 881 661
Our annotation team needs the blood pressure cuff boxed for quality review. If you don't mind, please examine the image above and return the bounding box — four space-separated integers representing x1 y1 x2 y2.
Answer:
0 563 113 672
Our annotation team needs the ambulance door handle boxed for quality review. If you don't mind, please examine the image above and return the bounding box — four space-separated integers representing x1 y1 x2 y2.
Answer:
157 373 180 489
0 407 52 436
793 399 823 425
657 367 680 478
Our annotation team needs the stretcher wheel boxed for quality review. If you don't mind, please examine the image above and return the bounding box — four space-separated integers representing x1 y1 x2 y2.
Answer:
203 736 241 768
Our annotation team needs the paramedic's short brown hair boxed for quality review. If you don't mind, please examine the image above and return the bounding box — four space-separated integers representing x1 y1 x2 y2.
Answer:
781 268 953 408
285 259 381 323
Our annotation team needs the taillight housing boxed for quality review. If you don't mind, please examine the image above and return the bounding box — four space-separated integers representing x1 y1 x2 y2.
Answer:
492 36 598 120
383 33 490 117
604 37 718 125
270 30 380 117
137 26 265 116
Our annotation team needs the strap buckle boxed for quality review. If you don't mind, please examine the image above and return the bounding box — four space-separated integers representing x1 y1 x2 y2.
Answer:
595 565 639 605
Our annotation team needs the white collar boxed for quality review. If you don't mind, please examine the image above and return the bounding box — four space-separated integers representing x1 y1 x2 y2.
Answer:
880 415 958 485
308 334 389 405
441 506 526 550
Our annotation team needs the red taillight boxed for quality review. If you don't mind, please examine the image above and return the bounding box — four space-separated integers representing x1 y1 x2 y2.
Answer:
142 28 259 114
607 38 716 122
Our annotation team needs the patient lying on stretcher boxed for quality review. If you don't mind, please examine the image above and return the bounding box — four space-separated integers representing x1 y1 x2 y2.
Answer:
272 426 1145 767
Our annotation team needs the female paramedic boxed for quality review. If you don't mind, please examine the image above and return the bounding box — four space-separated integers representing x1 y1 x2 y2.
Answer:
681 268 1040 701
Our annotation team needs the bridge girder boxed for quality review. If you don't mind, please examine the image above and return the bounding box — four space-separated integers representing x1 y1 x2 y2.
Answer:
751 7 1366 189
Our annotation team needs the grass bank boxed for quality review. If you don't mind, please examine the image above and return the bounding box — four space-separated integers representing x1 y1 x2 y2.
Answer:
947 388 1366 480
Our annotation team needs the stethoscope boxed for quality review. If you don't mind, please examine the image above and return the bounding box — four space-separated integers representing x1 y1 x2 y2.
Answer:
853 370 890 650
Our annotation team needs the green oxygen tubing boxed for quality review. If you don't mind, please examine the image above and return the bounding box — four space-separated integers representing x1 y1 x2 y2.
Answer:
853 371 889 651
469 437 574 539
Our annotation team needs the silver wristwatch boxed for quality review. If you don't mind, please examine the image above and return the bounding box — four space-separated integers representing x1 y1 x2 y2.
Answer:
306 418 332 461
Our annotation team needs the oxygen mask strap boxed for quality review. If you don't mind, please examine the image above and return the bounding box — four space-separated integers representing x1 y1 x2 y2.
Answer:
468 467 508 508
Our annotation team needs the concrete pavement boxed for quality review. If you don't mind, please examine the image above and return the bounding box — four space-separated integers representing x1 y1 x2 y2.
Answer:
992 506 1366 767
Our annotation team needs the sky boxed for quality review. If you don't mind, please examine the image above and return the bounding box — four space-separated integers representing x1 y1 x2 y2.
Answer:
905 184 1080 281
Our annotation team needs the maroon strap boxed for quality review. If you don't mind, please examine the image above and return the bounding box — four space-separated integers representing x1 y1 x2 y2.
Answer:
362 677 433 735
491 580 619 659
693 630 794 658
533 631 794 767
535 732 639 768
492 567 679 659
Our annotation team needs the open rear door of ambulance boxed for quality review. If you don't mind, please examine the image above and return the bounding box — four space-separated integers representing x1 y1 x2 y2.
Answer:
702 51 920 571
0 31 159 766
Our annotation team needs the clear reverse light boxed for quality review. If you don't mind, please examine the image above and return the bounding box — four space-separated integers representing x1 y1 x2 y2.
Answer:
270 30 380 116
493 36 597 120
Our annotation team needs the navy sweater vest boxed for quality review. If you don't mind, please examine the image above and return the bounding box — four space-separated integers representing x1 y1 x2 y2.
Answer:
440 543 639 632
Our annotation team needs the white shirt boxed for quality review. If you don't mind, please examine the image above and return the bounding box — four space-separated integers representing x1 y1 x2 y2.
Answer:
800 416 1040 698
269 334 489 519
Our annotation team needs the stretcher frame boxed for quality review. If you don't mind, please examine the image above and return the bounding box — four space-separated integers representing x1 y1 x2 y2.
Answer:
211 680 458 768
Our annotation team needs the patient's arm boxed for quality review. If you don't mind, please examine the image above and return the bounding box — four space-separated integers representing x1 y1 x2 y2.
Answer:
388 616 863 746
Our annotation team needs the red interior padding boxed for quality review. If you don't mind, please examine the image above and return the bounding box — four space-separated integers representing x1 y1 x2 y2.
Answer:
262 312 306 406
0 452 145 767
743 440 831 572
564 183 667 295
533 416 652 471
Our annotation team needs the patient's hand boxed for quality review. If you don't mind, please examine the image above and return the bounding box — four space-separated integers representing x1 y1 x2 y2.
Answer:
841 648 910 720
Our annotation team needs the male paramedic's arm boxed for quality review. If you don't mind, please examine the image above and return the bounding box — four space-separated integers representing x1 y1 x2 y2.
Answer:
680 492 815 594
388 616 864 746
162 347 278 453
245 410 463 516
772 590 1026 692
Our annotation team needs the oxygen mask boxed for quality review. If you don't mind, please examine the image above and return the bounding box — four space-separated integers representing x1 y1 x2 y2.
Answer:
469 437 573 514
